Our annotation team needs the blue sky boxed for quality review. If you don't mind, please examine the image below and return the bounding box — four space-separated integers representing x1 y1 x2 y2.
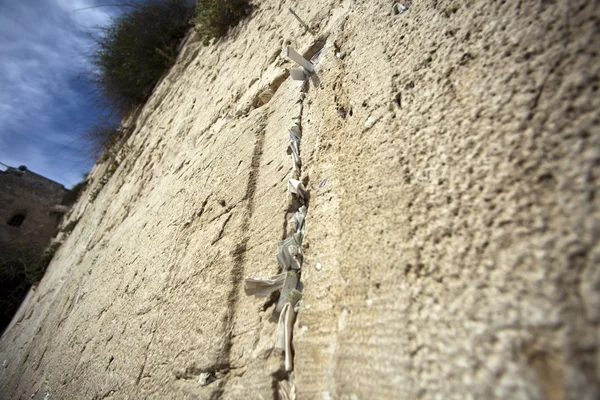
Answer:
0 0 119 188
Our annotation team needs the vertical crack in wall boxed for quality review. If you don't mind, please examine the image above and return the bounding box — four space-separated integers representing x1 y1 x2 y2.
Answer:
267 38 326 398
272 82 312 399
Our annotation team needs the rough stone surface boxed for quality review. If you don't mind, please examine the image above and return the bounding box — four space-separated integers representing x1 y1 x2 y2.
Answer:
0 167 69 261
1 0 599 399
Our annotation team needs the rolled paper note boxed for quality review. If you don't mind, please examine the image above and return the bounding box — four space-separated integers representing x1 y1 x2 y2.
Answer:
258 89 274 105
278 379 294 400
291 150 301 172
275 289 303 371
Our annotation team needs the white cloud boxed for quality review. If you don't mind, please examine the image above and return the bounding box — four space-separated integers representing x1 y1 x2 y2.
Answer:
59 0 114 26
0 0 117 186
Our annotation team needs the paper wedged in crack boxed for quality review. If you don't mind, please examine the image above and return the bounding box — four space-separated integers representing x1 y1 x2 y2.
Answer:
278 379 295 400
289 125 302 144
292 206 307 232
276 232 304 270
287 179 306 199
288 138 300 157
276 289 302 372
290 67 308 81
275 271 299 313
290 148 301 172
244 272 287 297
288 131 302 172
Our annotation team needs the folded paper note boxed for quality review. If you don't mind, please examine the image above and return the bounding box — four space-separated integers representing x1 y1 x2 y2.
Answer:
288 137 300 157
275 271 299 313
290 67 308 81
288 179 306 199
276 232 304 270
290 149 301 172
292 206 307 232
244 272 288 297
285 46 315 73
289 124 302 143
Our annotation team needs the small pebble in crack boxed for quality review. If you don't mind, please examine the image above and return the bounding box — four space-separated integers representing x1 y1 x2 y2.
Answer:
364 116 378 129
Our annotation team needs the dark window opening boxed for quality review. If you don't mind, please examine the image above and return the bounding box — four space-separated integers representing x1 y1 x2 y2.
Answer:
7 214 26 227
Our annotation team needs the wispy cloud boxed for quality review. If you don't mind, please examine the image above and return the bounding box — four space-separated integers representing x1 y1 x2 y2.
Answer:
0 0 117 187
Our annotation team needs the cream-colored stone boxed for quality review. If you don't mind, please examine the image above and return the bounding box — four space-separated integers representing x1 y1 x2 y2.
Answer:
1 0 599 399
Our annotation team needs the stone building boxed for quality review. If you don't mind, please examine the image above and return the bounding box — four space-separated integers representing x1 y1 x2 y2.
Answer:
0 163 70 332
0 163 69 264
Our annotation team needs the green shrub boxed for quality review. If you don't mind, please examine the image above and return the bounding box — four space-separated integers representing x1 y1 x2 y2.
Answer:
83 121 121 160
62 176 89 206
90 0 195 116
82 0 252 165
25 242 62 285
61 219 80 234
193 0 252 44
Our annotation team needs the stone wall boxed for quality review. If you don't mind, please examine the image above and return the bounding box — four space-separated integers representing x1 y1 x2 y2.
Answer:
0 1 598 399
0 166 69 264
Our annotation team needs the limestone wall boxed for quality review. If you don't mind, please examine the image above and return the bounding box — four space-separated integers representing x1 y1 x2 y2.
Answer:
0 1 598 399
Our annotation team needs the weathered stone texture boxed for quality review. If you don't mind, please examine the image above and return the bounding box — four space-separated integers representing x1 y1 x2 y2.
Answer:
0 1 598 399
0 167 68 262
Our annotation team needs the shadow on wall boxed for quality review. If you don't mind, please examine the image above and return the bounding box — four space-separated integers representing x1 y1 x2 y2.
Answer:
0 239 64 335
0 258 31 334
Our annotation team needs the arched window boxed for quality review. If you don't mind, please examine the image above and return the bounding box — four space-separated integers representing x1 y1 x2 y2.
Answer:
7 213 26 228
